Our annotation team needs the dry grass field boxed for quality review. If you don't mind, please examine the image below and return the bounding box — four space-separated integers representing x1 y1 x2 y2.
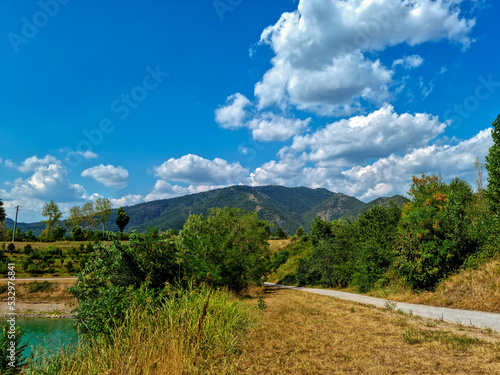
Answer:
268 239 292 252
213 286 500 375
367 259 500 314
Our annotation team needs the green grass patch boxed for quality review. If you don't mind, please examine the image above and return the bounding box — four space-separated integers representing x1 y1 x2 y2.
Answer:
403 326 482 351
27 281 54 293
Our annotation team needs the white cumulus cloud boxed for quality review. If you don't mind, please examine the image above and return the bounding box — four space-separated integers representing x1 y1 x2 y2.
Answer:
254 0 475 114
111 194 144 207
3 164 86 203
153 154 249 186
81 164 129 189
6 155 60 173
251 128 492 201
215 93 252 129
392 55 424 70
291 105 448 167
249 113 311 142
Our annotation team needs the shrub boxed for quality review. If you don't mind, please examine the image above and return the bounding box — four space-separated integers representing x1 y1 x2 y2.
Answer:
65 261 75 274
45 245 62 257
271 250 289 270
7 243 15 255
274 227 288 239
178 208 271 290
69 230 182 335
71 226 85 241
23 244 33 255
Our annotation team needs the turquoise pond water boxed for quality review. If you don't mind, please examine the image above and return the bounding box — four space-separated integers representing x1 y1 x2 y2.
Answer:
16 317 79 358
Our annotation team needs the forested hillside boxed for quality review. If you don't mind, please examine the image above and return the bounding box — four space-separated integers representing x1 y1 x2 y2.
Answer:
6 185 407 236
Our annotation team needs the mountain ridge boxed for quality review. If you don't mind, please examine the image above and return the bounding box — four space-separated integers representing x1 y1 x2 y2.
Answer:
5 185 408 236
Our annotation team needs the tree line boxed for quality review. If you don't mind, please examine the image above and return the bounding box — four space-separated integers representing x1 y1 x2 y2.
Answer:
0 198 130 242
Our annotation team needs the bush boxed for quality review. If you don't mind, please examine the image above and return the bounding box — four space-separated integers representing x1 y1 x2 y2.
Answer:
7 243 15 255
71 226 85 241
65 261 75 274
45 245 62 258
0 262 7 276
274 227 288 239
271 250 289 270
23 244 33 255
69 230 182 335
179 208 271 290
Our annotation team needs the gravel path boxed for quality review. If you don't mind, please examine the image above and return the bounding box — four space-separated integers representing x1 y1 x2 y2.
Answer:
265 282 500 333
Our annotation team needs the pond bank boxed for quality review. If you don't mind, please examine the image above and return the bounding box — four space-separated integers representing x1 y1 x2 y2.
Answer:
1 301 76 318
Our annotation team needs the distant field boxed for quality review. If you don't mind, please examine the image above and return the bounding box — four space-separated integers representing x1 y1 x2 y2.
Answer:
0 241 98 277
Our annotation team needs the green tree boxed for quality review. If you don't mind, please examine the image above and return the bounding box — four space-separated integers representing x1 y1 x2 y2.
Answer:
41 200 63 237
275 227 288 239
310 216 334 246
95 198 112 233
66 206 83 229
52 226 66 241
352 204 401 292
485 114 500 215
116 207 130 233
295 226 306 238
0 197 5 222
81 202 96 236
14 229 24 242
178 207 271 290
394 174 477 290
24 229 36 242
0 197 6 242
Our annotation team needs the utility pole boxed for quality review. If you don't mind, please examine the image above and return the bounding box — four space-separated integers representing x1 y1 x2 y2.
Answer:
12 206 19 242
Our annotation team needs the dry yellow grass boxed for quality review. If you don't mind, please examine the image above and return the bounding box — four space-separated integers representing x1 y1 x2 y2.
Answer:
268 239 292 253
215 286 500 374
370 259 500 314
0 279 76 302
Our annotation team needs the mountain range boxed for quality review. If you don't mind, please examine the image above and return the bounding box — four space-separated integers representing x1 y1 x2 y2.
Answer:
5 185 408 236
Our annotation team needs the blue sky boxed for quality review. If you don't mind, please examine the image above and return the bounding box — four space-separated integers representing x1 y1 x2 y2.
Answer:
0 0 498 222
